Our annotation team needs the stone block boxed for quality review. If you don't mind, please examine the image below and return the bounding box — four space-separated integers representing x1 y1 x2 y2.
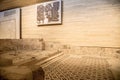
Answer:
0 57 12 67
0 66 32 80
32 66 44 80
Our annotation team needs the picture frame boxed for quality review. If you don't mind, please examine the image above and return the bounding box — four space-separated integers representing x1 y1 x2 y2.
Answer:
0 8 21 39
36 0 62 26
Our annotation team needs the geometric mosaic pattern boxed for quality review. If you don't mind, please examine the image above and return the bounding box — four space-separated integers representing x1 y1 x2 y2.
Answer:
43 55 115 80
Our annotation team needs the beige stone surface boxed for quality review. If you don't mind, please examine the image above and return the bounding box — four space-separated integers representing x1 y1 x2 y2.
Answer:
0 57 12 67
0 66 33 80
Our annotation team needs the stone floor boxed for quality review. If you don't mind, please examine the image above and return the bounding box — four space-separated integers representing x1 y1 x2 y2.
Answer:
42 55 115 80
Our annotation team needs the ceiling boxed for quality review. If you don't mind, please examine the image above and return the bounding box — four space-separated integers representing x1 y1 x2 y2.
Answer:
0 0 49 11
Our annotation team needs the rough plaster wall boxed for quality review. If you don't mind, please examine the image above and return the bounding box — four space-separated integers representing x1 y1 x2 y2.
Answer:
21 0 120 47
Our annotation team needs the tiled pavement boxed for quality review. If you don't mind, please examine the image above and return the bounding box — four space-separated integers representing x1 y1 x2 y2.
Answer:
42 55 115 80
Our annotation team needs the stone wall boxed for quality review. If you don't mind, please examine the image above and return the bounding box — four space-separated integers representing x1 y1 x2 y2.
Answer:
0 39 63 54
0 39 120 59
62 46 120 59
0 39 45 52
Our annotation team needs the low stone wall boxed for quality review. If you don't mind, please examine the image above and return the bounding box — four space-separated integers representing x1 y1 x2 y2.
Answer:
0 39 120 59
0 39 45 53
45 41 62 50
62 46 120 59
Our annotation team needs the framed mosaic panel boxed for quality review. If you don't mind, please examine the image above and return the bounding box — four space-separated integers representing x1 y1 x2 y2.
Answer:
37 0 62 25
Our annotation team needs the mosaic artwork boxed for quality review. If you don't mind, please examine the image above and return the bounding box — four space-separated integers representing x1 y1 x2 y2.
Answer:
37 0 61 25
43 55 115 80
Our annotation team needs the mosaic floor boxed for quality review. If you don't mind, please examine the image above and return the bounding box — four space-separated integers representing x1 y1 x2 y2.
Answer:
42 55 115 80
